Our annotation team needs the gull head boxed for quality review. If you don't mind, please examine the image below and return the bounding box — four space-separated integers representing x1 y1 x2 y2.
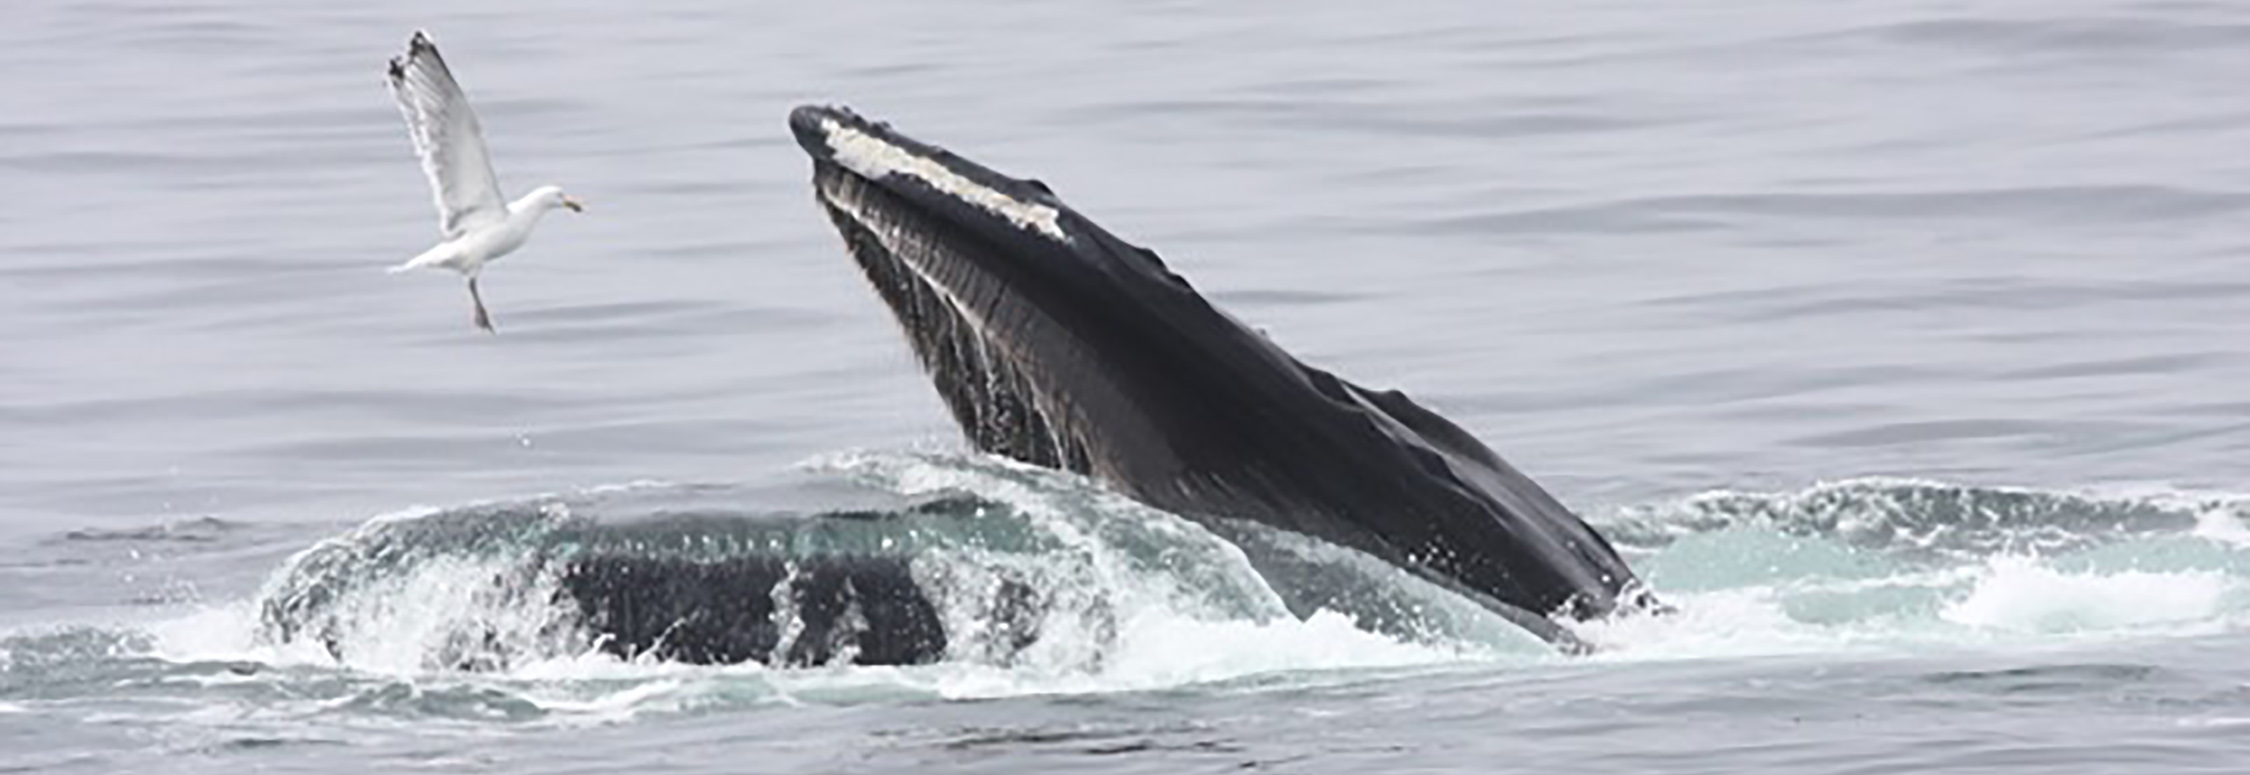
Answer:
523 185 585 214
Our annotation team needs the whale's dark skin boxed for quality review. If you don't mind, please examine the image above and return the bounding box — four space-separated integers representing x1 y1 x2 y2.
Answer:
261 504 1062 670
788 105 1654 648
560 548 1049 667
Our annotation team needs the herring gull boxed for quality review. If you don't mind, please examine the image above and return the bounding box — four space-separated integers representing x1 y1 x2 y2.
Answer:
384 30 583 332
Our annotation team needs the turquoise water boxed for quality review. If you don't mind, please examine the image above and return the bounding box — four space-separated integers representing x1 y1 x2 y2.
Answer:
4 0 2248 772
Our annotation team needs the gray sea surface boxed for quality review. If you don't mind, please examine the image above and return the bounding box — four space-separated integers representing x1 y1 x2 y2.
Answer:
3 0 2248 772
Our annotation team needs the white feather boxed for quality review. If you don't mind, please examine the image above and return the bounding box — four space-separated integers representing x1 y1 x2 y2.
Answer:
387 29 508 241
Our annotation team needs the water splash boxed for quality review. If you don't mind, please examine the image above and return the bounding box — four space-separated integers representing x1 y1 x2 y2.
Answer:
1605 477 2246 559
7 462 2249 729
1942 557 2234 635
1574 479 2250 660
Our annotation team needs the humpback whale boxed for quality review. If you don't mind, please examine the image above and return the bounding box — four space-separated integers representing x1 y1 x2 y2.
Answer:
788 105 1653 647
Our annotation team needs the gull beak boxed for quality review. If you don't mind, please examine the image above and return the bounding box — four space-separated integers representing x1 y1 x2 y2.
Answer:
562 196 585 213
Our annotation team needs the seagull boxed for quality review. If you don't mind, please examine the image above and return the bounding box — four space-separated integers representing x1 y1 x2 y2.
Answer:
384 30 582 333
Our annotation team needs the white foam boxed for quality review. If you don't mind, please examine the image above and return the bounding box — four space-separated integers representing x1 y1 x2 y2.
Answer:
1569 541 2250 663
773 609 1484 703
506 650 756 682
144 602 268 662
150 554 580 676
1089 609 1475 690
1572 586 1884 661
516 677 693 723
2068 482 2250 549
137 602 721 726
144 598 1475 711
1941 556 2232 634
2192 505 2250 548
819 118 1069 242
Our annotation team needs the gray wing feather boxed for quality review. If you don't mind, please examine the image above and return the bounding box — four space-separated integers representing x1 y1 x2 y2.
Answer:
387 30 507 239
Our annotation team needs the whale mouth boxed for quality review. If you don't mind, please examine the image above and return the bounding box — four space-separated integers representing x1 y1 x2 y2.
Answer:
789 104 1648 650
791 104 1183 484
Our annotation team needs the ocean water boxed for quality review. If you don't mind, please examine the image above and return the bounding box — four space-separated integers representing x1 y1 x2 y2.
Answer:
4 0 2248 772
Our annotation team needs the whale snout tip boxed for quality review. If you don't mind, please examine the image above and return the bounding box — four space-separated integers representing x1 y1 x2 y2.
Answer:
787 104 836 132
789 104 860 158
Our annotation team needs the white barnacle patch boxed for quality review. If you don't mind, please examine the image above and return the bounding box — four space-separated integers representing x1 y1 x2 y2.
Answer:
820 118 1070 243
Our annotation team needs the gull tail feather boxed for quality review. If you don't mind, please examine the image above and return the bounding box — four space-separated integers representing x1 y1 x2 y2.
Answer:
390 245 454 274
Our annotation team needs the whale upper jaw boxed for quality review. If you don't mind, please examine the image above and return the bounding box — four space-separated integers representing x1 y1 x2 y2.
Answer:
792 105 1072 244
790 104 1649 650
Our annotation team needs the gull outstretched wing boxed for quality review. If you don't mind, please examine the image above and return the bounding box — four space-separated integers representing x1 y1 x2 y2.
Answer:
386 30 507 239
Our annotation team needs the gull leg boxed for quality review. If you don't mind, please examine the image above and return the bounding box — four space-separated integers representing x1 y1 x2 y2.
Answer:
468 277 496 333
